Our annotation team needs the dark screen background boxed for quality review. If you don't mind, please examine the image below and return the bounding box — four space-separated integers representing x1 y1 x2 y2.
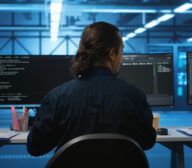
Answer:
0 56 73 105
117 53 173 106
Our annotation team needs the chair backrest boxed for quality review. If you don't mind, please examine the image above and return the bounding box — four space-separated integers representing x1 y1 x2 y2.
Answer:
45 133 150 168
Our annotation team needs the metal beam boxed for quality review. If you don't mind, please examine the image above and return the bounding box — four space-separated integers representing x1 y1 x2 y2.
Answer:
0 26 49 31
0 25 192 31
0 4 46 12
0 4 192 14
0 35 192 39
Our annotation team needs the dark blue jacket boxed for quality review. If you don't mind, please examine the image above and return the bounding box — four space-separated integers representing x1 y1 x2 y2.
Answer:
27 67 156 156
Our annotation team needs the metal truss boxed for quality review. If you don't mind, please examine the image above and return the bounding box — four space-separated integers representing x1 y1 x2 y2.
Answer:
0 35 79 55
2 3 192 14
0 6 191 55
0 12 79 55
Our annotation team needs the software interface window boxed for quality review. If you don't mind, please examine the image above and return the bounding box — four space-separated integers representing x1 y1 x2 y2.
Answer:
188 52 192 105
118 53 173 106
0 56 73 106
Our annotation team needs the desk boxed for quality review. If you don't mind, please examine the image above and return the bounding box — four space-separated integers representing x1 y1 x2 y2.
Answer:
1 128 192 168
157 128 192 168
9 132 28 144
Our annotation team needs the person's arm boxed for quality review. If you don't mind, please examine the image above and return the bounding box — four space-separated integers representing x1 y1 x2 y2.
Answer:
131 92 157 150
135 103 157 150
27 95 61 156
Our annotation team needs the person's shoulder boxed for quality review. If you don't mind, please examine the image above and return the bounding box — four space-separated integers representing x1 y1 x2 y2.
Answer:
42 79 75 102
115 77 146 98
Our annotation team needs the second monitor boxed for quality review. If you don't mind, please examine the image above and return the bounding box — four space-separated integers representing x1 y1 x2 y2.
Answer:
118 53 173 106
0 55 73 107
187 52 192 105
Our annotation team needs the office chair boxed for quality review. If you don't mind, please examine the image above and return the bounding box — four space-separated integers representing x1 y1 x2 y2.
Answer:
45 133 150 168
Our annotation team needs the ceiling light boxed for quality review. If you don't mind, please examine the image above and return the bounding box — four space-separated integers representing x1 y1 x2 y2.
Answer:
82 9 157 13
51 22 60 29
134 28 146 34
51 13 61 22
50 1 62 13
122 37 129 41
174 3 192 13
51 28 59 33
126 33 136 38
50 0 63 42
157 14 175 22
187 37 192 42
51 32 58 42
144 20 160 28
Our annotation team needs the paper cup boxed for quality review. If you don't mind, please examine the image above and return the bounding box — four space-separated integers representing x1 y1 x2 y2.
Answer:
153 113 160 130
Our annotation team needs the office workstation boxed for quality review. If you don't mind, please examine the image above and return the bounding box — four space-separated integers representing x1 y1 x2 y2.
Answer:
0 127 192 168
0 0 192 168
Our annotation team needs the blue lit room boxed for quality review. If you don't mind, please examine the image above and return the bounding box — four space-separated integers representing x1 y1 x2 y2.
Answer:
0 0 192 168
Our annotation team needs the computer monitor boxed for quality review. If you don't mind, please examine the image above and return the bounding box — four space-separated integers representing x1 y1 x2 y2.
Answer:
0 56 73 107
187 52 192 105
118 53 174 106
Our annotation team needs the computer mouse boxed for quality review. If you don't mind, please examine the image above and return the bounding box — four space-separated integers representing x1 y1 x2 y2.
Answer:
157 128 168 135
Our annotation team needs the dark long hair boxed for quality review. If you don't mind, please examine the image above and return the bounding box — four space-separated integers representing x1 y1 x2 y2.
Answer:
71 22 122 76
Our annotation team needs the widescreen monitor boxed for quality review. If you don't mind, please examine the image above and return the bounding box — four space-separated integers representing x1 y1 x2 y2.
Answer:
187 52 192 105
0 56 73 107
118 53 174 106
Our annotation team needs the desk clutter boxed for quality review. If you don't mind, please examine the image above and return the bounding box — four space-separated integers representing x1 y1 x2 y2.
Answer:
11 106 29 131
157 128 168 135
153 113 160 131
177 128 192 136
0 130 18 140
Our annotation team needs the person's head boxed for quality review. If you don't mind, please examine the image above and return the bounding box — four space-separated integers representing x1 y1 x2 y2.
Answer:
71 21 123 76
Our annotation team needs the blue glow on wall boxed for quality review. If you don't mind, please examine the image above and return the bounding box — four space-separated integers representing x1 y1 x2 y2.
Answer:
178 53 186 68
176 52 187 97
177 86 183 96
178 72 187 86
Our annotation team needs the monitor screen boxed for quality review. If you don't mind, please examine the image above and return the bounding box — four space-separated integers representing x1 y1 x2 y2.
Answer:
187 52 192 105
118 53 174 106
0 56 73 107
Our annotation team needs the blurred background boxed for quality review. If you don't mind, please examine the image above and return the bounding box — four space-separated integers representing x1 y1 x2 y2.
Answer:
0 0 192 167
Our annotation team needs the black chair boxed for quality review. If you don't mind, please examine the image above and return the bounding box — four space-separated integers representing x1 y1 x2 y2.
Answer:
45 133 150 168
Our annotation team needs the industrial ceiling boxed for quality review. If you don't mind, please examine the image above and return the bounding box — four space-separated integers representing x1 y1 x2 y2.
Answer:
0 0 191 43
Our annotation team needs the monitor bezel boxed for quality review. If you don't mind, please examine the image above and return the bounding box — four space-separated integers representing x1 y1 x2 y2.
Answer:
187 52 192 105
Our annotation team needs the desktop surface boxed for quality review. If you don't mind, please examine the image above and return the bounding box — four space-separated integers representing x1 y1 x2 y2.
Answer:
0 127 191 144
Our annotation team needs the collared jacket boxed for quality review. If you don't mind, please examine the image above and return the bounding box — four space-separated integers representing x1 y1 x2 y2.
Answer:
27 67 157 156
